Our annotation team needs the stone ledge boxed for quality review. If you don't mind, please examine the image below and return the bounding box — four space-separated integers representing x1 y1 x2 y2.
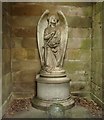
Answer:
71 91 90 97
90 92 104 108
31 97 75 111
2 92 13 116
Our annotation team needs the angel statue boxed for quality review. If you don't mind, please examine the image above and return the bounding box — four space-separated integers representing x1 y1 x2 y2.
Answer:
37 10 68 74
43 15 61 72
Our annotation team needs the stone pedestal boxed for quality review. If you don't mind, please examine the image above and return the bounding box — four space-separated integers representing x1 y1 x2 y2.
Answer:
32 10 75 111
32 73 75 110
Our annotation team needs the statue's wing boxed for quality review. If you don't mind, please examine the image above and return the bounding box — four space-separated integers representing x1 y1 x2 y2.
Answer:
37 10 49 66
57 11 68 66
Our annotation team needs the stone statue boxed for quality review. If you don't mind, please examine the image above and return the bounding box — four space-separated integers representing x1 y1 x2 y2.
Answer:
32 10 74 111
43 15 61 72
37 10 69 76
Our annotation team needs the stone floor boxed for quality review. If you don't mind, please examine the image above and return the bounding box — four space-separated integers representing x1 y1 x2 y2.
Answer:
4 105 102 118
3 97 103 118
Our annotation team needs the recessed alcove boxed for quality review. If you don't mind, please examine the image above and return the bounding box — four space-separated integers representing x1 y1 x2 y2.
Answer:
1 2 104 118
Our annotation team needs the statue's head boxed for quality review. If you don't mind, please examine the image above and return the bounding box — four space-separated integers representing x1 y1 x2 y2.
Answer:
47 15 59 26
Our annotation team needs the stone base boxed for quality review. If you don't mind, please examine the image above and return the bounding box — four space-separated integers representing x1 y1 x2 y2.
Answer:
37 82 70 100
31 97 75 111
32 73 75 111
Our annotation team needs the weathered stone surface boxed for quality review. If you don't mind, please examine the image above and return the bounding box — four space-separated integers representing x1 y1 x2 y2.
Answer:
12 70 36 83
12 71 21 83
94 2 103 15
58 5 92 17
63 61 90 74
94 73 102 87
67 16 92 28
102 63 104 81
14 2 92 7
11 16 39 27
12 60 41 72
2 62 11 75
91 57 102 87
11 3 92 17
70 81 86 92
103 3 104 23
71 91 89 97
92 62 102 87
2 4 12 105
11 4 45 16
91 82 102 101
82 5 92 17
93 38 102 50
22 37 37 48
65 49 91 61
91 2 103 106
67 38 91 49
68 28 92 38
2 73 12 103
34 49 40 60
79 49 91 61
2 24 11 37
13 92 34 98
93 33 102 49
94 11 102 23
13 82 34 93
12 48 36 60
0 33 2 49
93 16 102 49
2 2 11 14
2 34 11 49
44 2 92 7
91 68 102 87
0 56 1 82
11 61 21 72
69 73 86 82
2 49 11 63
10 3 92 29
80 39 91 49
11 48 27 60
11 37 37 49
2 11 11 27
11 27 36 37
12 70 35 93
91 49 102 63
11 37 23 48
65 49 80 60
26 49 35 59
103 50 104 61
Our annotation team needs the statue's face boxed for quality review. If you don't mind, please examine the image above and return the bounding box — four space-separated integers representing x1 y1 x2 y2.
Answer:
49 15 57 24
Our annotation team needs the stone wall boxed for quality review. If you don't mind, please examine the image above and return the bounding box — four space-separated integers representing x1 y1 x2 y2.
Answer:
91 2 104 107
0 2 2 116
103 2 104 108
2 3 12 107
10 3 92 97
